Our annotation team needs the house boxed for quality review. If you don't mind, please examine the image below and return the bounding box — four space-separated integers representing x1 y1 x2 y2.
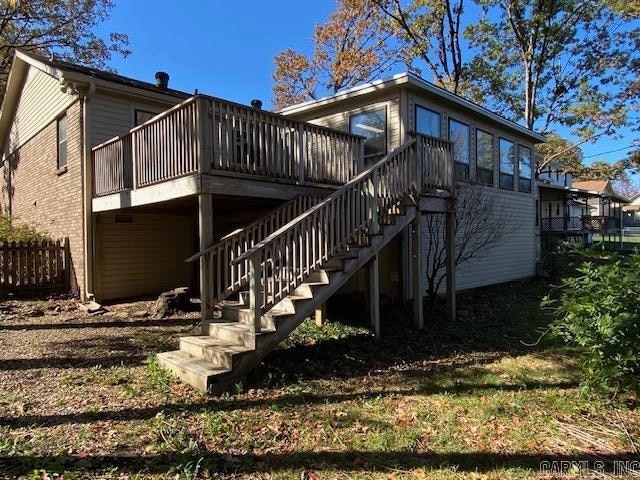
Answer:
623 192 640 226
0 52 545 392
537 166 628 250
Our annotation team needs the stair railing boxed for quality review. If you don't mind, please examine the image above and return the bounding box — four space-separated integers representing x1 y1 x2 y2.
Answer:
185 194 323 305
233 136 452 334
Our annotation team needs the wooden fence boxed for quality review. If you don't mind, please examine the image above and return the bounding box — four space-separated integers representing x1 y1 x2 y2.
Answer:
0 239 70 296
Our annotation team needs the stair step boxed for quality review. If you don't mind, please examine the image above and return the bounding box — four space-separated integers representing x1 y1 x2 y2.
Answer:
157 350 231 392
203 321 275 347
180 336 253 369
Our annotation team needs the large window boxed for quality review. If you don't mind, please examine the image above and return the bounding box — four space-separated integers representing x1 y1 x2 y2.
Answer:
499 138 515 190
415 105 441 138
449 118 470 181
518 145 532 193
349 107 387 160
57 114 68 170
476 129 494 185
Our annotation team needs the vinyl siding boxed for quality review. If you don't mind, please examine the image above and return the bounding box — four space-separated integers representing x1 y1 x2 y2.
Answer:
97 212 196 300
421 186 536 292
7 66 76 154
89 94 180 147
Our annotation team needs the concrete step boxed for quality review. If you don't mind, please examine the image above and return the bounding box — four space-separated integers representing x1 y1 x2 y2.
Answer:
179 336 253 370
157 350 231 392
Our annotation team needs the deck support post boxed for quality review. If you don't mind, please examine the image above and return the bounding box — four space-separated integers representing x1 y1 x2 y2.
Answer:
369 253 380 339
315 303 326 327
248 253 262 335
445 206 457 322
412 212 424 330
199 193 214 321
368 170 380 235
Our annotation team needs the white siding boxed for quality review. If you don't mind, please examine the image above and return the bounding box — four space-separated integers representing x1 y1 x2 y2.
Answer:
421 186 536 292
97 212 196 300
7 66 76 153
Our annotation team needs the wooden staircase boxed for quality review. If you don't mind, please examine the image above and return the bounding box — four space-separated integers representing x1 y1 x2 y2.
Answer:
157 135 454 393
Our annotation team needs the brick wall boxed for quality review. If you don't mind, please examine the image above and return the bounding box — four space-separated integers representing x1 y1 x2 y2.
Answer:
1 100 85 297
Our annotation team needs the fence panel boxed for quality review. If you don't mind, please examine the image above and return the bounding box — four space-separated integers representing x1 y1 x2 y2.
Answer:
0 239 69 296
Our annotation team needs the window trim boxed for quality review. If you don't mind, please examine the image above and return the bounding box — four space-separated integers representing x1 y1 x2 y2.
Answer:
475 128 494 186
518 144 533 194
349 105 388 159
498 137 515 191
56 113 68 171
414 104 442 139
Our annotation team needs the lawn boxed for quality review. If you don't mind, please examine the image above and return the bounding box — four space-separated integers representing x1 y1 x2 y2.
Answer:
0 275 638 479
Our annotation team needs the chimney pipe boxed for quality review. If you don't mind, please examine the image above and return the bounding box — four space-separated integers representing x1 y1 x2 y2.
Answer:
155 71 170 89
251 99 263 110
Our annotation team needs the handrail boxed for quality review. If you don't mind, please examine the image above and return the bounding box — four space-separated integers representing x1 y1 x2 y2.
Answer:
231 137 442 335
185 194 323 305
232 140 418 266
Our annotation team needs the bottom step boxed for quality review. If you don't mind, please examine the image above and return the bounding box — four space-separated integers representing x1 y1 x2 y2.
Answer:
157 350 241 393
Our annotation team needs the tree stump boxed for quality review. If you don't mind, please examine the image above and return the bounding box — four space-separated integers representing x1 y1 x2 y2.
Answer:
150 287 191 319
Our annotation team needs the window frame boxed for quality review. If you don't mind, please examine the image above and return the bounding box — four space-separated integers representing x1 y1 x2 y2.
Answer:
475 128 494 186
134 109 158 127
518 144 533 193
348 105 388 160
498 137 516 190
414 105 442 139
448 117 471 182
57 113 68 171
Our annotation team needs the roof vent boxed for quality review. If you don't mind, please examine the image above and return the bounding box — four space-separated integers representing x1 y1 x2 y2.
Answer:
251 99 263 110
155 71 169 89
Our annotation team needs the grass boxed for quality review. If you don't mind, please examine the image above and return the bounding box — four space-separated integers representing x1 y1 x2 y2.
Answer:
0 273 638 479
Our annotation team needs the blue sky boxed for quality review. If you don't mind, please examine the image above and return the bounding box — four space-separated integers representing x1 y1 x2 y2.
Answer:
96 0 638 168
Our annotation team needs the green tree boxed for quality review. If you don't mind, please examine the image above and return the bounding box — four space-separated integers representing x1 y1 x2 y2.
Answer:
0 0 130 92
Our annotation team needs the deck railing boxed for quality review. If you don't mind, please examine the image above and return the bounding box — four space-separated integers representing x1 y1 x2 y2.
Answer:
93 96 365 196
415 134 455 194
230 136 453 334
185 194 323 305
541 215 620 232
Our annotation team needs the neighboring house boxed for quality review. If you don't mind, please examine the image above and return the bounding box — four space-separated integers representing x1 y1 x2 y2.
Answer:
623 192 640 226
0 52 545 392
537 167 628 250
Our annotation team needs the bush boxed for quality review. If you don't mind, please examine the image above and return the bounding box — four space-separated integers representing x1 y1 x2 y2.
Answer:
548 254 640 396
0 213 50 243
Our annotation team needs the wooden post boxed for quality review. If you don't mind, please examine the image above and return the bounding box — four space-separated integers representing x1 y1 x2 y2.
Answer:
412 214 424 330
248 253 262 335
199 193 214 321
198 97 213 175
445 206 457 322
401 226 411 302
369 253 380 339
315 303 326 327
63 237 71 291
368 169 380 235
298 124 306 185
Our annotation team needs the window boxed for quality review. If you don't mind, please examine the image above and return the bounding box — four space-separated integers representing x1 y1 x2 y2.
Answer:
449 118 470 181
57 114 68 169
518 145 532 193
499 138 515 190
476 129 494 186
349 107 387 160
415 105 441 138
135 109 157 126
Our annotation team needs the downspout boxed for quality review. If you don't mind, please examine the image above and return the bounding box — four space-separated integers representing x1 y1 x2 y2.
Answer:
82 81 96 300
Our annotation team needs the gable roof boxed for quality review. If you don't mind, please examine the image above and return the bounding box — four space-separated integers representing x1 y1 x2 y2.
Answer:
572 180 612 194
279 72 547 144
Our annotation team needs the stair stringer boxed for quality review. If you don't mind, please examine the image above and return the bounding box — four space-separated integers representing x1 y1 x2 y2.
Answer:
204 205 419 389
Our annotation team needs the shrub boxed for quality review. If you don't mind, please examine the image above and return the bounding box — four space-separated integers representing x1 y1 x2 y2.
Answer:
548 253 640 396
0 213 50 243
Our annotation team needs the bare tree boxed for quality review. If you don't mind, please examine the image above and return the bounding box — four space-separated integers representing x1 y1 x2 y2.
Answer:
422 183 518 309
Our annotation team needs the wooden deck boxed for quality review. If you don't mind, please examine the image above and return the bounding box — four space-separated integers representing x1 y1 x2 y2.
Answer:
91 95 454 211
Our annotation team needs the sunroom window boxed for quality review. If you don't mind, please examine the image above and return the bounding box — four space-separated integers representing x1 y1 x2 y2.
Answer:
499 138 515 190
349 107 387 161
518 145 532 193
476 129 494 185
